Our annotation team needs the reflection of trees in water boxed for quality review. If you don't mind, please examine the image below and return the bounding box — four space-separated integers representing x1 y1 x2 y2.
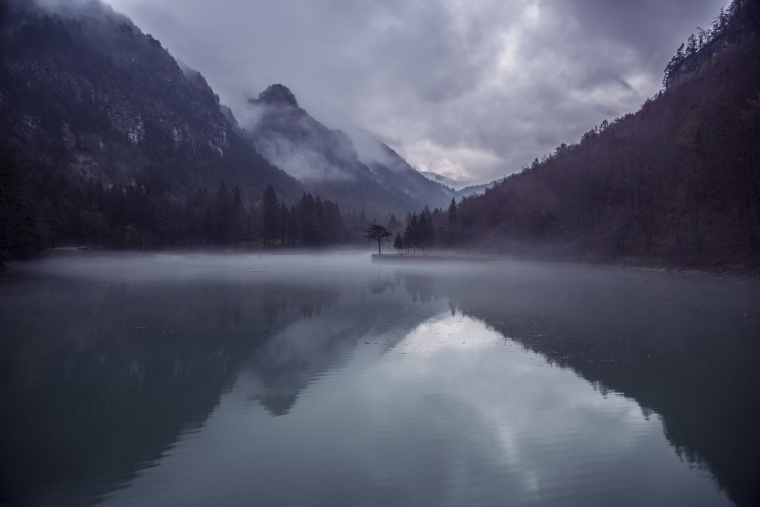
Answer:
260 282 341 325
368 278 394 294
0 273 442 506
11 264 754 506
396 271 437 304
448 298 458 317
250 281 441 417
0 279 343 507
396 267 760 507
368 265 398 295
249 284 342 416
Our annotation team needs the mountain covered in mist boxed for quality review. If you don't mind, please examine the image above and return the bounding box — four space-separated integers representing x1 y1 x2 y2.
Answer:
420 171 471 191
0 0 459 255
244 84 452 214
0 0 300 202
450 0 760 267
0 0 454 216
419 170 495 201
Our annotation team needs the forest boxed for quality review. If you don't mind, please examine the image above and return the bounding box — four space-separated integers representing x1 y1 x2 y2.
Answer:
0 156 369 253
437 0 760 268
2 0 759 268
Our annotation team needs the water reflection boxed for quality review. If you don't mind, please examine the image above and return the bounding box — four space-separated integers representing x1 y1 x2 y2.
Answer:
411 263 760 507
0 254 757 506
100 313 730 507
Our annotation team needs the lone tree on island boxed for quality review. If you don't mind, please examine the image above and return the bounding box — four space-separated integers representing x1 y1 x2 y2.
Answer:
365 224 393 255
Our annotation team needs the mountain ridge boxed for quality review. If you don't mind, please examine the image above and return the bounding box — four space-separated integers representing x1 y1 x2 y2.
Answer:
0 0 301 202
0 0 456 256
244 83 453 214
451 0 760 267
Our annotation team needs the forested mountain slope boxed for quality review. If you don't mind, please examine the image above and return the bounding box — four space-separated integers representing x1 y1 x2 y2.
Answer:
0 0 455 257
245 84 452 215
454 0 760 267
0 0 305 254
0 0 300 199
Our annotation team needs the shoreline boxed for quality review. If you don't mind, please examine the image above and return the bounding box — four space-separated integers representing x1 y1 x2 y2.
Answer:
371 252 760 278
371 253 498 264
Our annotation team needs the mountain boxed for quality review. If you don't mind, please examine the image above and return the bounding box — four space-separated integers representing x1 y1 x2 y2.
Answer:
244 84 452 215
449 0 760 268
419 170 498 201
420 171 471 191
453 181 495 199
0 0 300 201
0 0 463 259
0 0 325 254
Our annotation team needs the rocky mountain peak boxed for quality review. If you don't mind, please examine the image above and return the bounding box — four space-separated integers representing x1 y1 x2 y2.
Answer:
254 84 299 108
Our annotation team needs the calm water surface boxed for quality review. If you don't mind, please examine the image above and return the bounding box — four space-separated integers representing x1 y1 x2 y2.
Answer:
1 253 758 506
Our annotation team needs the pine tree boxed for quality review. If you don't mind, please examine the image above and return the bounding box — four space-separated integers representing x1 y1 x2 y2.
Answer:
0 159 41 262
279 202 289 246
314 196 327 246
686 33 698 55
447 198 458 249
420 206 434 253
393 232 403 254
405 213 419 253
262 185 279 247
388 214 399 231
231 186 243 245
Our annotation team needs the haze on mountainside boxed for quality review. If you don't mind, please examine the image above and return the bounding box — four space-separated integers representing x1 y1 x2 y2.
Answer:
450 0 760 267
243 83 455 215
105 0 730 185
0 0 477 258
0 0 759 270
2 3 760 505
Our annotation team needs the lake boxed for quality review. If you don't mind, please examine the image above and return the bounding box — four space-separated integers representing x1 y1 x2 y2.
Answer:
1 253 758 507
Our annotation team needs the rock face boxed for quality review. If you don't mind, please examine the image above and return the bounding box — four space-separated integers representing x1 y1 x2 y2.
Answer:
245 84 452 214
0 0 299 201
663 0 758 89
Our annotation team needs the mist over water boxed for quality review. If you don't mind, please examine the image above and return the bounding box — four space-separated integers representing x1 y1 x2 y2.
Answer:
1 253 758 506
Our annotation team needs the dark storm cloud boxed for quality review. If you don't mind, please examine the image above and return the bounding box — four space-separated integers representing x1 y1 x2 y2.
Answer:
105 0 726 184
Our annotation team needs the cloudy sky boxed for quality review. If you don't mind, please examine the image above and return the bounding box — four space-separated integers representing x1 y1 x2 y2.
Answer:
103 0 726 184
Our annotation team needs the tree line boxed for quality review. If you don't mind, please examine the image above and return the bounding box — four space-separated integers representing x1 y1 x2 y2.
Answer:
376 0 759 265
368 198 481 255
438 2 760 268
0 152 373 260
664 0 759 88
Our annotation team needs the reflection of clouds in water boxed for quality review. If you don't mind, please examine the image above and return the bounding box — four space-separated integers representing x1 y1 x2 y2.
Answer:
357 313 728 506
100 312 730 507
396 313 503 354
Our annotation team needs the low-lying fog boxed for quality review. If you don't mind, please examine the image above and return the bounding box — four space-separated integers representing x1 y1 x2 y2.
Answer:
1 252 758 507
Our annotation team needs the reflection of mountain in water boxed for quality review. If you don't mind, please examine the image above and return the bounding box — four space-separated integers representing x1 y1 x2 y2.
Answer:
250 276 445 416
4 258 756 507
0 278 344 505
393 264 760 507
0 268 442 506
0 281 270 506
